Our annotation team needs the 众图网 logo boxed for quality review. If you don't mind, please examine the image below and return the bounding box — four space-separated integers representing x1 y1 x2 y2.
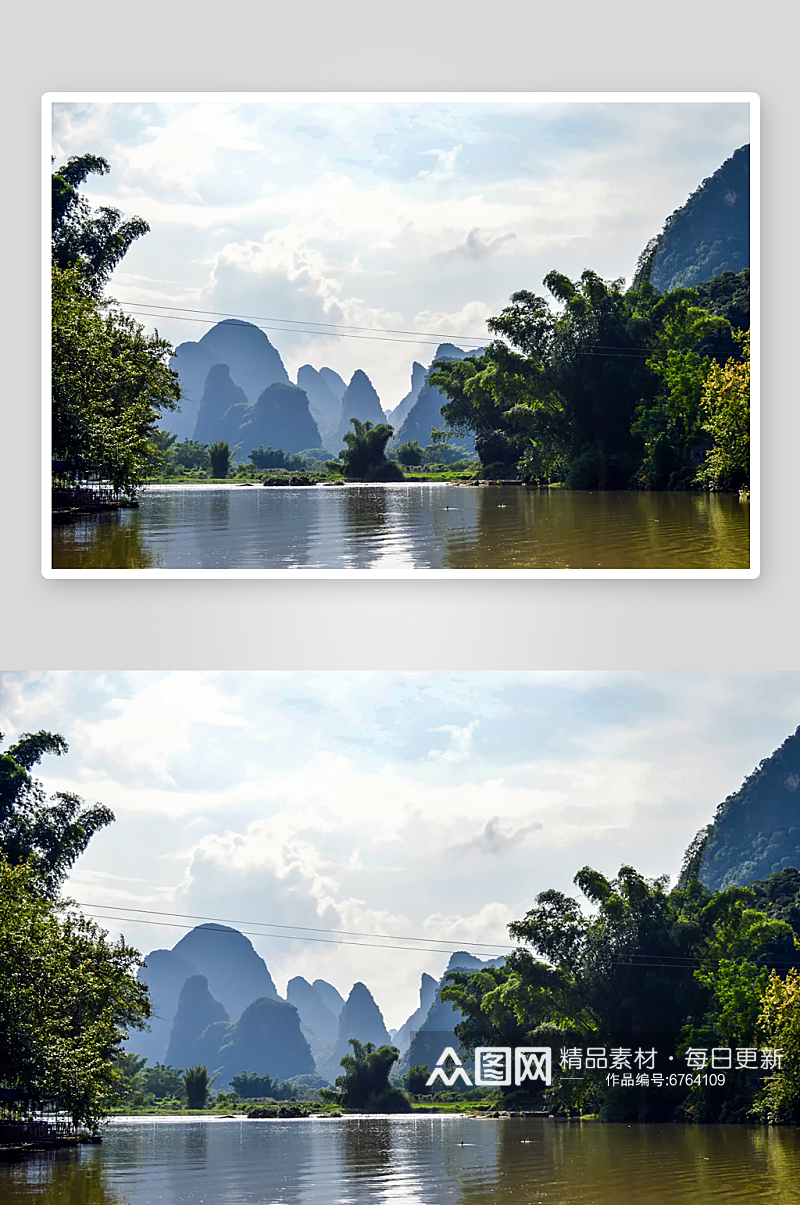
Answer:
426 1046 552 1088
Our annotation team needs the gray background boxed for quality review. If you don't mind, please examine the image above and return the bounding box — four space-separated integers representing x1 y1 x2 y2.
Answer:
2 1 793 669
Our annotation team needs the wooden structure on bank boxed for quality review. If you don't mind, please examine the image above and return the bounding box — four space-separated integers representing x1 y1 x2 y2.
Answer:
0 1087 93 1160
52 462 138 520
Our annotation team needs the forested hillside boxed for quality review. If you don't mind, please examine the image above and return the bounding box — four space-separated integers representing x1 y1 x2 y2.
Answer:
696 727 800 890
649 145 750 292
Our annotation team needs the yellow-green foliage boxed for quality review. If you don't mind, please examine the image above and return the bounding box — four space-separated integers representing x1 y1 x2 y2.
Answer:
694 332 750 491
755 968 800 1122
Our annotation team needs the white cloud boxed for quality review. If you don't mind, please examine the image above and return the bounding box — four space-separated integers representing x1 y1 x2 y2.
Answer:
418 144 463 182
429 719 479 763
121 105 265 199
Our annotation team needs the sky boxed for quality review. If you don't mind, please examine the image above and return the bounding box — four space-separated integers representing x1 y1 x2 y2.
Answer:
1 670 795 1029
50 96 751 412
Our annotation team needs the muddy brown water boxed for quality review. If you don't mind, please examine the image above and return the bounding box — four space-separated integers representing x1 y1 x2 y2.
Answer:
51 484 750 571
1 1116 797 1204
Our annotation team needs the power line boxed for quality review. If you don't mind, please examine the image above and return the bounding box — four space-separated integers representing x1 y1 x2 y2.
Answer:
73 905 800 972
78 910 515 959
117 300 489 346
73 901 516 950
120 308 478 350
117 305 704 360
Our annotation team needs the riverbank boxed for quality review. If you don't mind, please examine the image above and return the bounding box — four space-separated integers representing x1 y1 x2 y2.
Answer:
143 468 482 486
0 1133 100 1161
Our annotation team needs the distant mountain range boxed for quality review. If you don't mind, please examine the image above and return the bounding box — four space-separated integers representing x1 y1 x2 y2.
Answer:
128 921 503 1090
164 319 480 460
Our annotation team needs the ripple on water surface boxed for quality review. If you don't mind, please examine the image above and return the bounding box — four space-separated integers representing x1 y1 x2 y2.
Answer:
1 1117 798 1205
51 485 751 571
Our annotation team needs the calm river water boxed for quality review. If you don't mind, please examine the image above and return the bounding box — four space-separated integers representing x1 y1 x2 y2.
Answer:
1 1117 798 1205
51 484 750 571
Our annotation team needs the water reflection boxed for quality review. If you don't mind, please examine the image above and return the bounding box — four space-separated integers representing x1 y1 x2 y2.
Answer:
2 1119 799 1205
52 513 161 570
50 485 751 572
0 1149 124 1205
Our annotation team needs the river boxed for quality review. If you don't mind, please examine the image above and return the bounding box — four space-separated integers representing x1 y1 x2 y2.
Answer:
1 1116 798 1204
50 484 751 572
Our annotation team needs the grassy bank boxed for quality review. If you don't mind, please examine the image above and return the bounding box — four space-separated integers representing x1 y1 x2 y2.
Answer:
143 469 482 486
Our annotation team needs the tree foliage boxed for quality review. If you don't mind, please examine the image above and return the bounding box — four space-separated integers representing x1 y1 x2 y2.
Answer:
248 446 307 472
52 265 180 493
51 155 181 493
0 730 113 898
52 153 149 298
441 863 797 1121
394 440 424 467
0 858 150 1128
755 969 800 1122
208 440 232 479
694 331 750 490
327 1039 410 1111
428 269 749 490
183 1065 214 1109
334 420 404 481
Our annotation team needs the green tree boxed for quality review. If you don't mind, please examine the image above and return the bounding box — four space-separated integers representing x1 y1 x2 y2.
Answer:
429 269 746 489
52 265 180 494
248 446 305 471
694 332 750 491
754 968 800 1122
394 440 424 467
184 1065 214 1109
173 440 210 473
328 1039 410 1111
335 420 404 481
230 1071 279 1099
429 340 564 481
115 1051 148 1100
208 440 232 479
148 430 178 473
0 730 113 898
443 864 796 1121
141 1062 184 1101
52 154 150 298
0 858 150 1129
403 1064 432 1095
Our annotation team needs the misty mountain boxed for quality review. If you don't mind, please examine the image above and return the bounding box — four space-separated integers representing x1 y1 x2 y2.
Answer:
192 363 249 446
192 996 315 1088
393 972 437 1054
131 947 201 1064
313 980 345 1017
236 382 322 456
333 370 386 449
165 975 229 1071
697 725 800 890
407 951 506 1071
286 976 339 1048
385 361 427 433
168 320 290 441
319 367 346 401
649 144 750 292
393 344 479 451
170 924 279 1022
320 982 392 1080
296 365 342 442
